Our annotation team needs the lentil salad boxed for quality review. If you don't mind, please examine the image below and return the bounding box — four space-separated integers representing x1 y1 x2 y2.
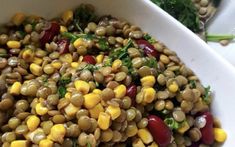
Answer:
0 4 227 147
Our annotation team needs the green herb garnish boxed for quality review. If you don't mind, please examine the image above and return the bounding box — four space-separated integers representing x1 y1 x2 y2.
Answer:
73 4 96 32
212 0 222 7
58 77 71 98
143 34 157 44
109 39 134 73
164 117 180 130
206 34 235 42
87 142 91 147
62 32 95 42
189 80 196 89
151 0 200 32
202 86 211 104
144 57 158 68
98 38 110 51
83 64 99 72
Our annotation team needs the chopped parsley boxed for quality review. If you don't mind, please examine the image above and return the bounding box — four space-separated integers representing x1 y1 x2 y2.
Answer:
97 38 109 51
144 57 158 68
189 80 196 89
164 117 180 130
202 86 211 104
109 39 134 73
73 4 96 32
58 76 71 98
151 0 200 32
143 34 157 44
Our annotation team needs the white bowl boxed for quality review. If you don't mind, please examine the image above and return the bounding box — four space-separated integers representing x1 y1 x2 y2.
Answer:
1 0 235 146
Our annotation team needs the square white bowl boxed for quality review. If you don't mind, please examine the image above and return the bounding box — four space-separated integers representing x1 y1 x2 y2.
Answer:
1 0 235 146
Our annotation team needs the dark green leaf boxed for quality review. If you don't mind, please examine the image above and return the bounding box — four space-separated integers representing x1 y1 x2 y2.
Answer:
58 86 67 98
202 86 211 104
143 34 156 44
87 142 91 147
98 38 109 51
189 80 196 89
164 117 180 130
78 64 99 72
73 4 96 32
144 57 158 68
151 0 200 32
72 138 77 147
58 77 71 98
212 0 221 7
104 57 112 66
18 30 26 38
151 0 162 6
62 32 95 42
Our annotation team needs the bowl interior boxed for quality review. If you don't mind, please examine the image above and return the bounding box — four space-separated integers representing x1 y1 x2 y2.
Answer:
1 0 235 146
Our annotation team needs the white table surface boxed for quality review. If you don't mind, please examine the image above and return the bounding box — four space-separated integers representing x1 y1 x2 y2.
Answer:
207 0 235 66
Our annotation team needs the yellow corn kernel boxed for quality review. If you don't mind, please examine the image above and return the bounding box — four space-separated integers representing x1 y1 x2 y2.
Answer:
73 38 88 49
98 112 111 130
30 63 43 76
59 53 73 63
10 82 21 95
7 40 21 49
27 115 40 131
112 59 122 71
60 25 68 33
114 84 126 99
84 93 101 109
33 57 43 65
51 61 62 69
49 124 66 143
96 54 104 64
64 103 79 117
39 139 53 147
39 98 45 103
27 128 44 141
148 142 159 147
71 62 79 69
35 103 48 116
89 103 104 119
11 13 25 26
22 49 34 62
65 92 71 100
168 81 179 93
62 10 73 24
142 87 156 103
141 75 156 87
177 121 190 134
132 138 145 147
93 89 102 95
11 140 29 147
214 128 227 143
74 80 90 94
126 123 138 137
105 105 121 120
138 128 153 144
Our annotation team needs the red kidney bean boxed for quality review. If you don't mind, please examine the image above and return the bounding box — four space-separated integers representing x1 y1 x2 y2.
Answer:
147 115 171 147
136 39 159 58
40 22 60 46
190 141 200 147
126 84 137 105
200 111 214 145
126 84 137 99
83 55 96 65
57 39 69 54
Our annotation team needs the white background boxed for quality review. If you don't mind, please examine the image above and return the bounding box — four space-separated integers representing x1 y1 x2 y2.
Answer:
208 0 235 66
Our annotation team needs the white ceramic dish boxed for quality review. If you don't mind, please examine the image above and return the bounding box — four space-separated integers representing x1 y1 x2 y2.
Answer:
1 0 235 146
